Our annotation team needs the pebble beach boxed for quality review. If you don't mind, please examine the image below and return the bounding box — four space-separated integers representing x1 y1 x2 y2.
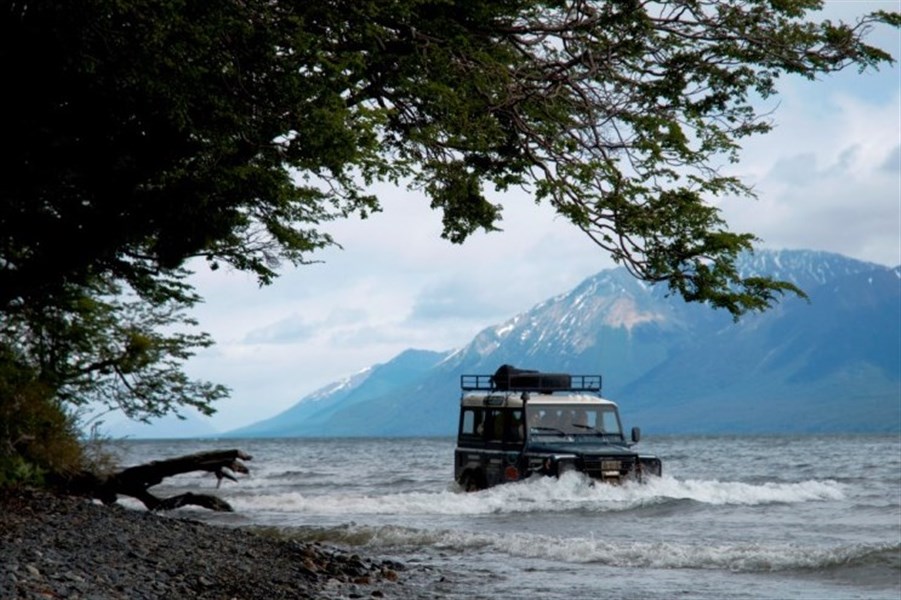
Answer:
0 488 408 599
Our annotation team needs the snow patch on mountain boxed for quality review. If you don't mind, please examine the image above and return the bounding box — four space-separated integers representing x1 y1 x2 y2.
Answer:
736 249 883 288
301 366 372 403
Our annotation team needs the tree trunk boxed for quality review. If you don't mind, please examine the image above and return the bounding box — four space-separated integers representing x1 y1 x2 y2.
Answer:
57 449 252 512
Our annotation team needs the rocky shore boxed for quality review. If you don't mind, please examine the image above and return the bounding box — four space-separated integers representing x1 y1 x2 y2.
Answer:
0 488 409 599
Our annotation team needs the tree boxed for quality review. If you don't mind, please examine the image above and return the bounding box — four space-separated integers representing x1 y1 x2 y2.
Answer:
0 274 227 482
0 1 897 430
1 274 227 421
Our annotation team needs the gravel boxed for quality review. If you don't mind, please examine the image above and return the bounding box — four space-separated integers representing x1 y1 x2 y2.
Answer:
0 488 410 599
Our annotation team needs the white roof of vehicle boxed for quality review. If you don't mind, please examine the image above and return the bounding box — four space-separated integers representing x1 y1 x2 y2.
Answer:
461 392 617 409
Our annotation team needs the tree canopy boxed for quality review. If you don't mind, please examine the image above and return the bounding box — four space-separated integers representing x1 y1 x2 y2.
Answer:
0 0 897 432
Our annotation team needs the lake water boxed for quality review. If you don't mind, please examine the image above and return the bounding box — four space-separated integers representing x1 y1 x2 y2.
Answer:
112 435 901 599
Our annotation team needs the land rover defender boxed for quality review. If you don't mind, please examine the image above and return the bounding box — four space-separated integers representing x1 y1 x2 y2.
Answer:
454 365 661 490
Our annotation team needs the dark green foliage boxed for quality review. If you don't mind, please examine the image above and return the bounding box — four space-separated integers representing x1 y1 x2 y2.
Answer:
2 1 896 315
0 347 84 485
3 276 227 420
0 1 896 465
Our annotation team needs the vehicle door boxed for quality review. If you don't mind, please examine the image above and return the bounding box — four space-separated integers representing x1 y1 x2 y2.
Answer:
483 408 525 486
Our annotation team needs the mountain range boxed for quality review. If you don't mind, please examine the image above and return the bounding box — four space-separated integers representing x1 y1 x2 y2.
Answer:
226 249 901 437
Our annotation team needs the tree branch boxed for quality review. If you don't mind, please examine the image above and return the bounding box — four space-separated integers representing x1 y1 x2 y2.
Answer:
56 449 252 512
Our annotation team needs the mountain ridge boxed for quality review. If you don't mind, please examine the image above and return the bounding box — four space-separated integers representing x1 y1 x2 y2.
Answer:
224 249 900 437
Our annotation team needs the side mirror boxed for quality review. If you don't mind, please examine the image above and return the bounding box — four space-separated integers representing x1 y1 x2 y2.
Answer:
631 426 641 444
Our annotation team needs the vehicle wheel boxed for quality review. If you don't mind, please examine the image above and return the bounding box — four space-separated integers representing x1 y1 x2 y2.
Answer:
461 472 485 492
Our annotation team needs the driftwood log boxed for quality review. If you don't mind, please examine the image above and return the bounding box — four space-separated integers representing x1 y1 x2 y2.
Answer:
58 449 252 512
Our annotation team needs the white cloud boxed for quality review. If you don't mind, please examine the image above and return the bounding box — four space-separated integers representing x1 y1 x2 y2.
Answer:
720 71 901 266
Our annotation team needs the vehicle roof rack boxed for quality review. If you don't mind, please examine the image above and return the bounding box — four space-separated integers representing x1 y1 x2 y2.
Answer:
460 365 601 394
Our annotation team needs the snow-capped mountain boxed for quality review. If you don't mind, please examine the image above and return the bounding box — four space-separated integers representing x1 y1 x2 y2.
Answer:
227 250 900 437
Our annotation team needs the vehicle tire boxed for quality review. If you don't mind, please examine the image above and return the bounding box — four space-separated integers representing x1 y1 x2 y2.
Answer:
461 471 485 492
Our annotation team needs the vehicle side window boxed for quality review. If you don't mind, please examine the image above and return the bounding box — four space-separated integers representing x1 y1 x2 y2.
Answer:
459 408 484 441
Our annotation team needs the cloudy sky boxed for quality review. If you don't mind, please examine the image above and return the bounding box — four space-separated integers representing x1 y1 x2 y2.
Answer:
163 3 900 433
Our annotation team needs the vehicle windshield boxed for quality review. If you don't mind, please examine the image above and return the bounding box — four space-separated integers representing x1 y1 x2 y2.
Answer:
526 404 622 438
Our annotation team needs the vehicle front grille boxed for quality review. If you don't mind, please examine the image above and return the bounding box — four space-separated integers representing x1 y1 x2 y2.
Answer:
582 456 635 479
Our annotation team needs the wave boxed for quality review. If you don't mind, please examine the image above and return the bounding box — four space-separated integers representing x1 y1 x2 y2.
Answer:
266 469 327 480
230 472 847 516
273 523 901 575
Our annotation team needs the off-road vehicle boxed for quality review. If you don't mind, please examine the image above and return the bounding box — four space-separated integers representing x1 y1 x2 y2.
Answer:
454 365 661 490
